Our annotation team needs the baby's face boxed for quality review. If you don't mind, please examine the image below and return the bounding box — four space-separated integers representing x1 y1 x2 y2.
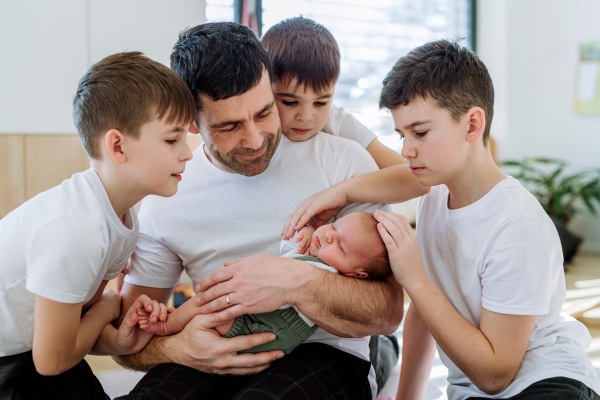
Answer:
308 213 379 278
272 78 334 142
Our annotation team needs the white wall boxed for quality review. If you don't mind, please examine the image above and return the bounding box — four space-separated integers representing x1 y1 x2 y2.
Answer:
478 0 600 253
0 0 205 134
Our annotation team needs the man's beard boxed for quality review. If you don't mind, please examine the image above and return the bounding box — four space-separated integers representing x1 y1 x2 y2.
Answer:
210 128 282 177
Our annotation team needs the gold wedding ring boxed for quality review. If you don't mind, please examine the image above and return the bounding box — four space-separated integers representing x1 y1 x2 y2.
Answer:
226 294 232 306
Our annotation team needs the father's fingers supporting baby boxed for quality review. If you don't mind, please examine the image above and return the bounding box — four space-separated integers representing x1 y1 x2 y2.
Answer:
196 266 235 293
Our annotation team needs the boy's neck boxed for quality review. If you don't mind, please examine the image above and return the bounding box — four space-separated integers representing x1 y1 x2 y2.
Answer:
91 161 143 225
445 147 506 210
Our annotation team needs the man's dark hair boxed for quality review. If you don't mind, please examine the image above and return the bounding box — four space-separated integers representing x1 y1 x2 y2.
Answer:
261 17 340 93
73 52 196 159
171 22 272 122
380 40 494 146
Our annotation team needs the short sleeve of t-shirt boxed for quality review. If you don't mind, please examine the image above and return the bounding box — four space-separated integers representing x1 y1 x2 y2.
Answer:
481 215 560 315
125 206 184 288
323 104 377 149
25 216 105 303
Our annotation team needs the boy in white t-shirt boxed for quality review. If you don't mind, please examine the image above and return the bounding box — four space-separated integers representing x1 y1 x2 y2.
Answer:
262 17 421 177
0 52 197 400
283 40 600 400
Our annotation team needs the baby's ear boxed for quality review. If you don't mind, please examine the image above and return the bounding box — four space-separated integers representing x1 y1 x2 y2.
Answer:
344 271 368 279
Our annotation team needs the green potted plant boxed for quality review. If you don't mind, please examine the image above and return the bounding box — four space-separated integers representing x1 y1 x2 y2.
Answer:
501 158 600 264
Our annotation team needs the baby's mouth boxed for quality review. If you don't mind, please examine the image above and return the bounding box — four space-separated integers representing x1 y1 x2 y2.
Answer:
314 235 321 247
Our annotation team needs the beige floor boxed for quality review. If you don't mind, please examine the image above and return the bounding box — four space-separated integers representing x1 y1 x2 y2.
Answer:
89 253 600 399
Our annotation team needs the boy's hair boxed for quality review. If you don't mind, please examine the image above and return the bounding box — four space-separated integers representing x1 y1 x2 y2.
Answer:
73 52 196 160
171 22 272 123
379 40 494 146
357 212 391 281
261 17 340 93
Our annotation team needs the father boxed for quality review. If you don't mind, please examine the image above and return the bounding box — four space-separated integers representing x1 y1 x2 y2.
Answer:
115 22 420 399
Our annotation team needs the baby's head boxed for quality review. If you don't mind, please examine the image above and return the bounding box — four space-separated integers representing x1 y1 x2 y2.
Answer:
262 17 339 142
307 212 391 280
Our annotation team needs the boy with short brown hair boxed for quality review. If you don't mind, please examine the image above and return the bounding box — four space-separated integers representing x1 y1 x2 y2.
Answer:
285 39 600 400
0 51 196 399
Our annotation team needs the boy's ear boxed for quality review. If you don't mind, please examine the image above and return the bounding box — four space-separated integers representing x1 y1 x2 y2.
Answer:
104 129 127 165
189 122 200 134
465 107 486 144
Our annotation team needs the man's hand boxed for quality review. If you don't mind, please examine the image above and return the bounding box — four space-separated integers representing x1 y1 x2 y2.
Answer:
281 185 347 240
374 210 427 290
194 254 311 325
294 226 315 254
165 312 284 375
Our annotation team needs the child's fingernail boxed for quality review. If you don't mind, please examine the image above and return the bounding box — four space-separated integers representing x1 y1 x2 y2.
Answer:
277 353 284 359
269 334 276 341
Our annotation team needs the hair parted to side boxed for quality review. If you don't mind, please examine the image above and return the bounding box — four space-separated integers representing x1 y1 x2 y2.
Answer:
379 39 494 146
356 212 391 281
171 22 272 123
261 17 340 93
73 52 196 159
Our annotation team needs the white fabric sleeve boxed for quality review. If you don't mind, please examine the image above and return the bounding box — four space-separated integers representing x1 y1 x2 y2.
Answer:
323 104 377 149
481 215 560 315
280 236 298 256
25 217 105 303
125 210 183 289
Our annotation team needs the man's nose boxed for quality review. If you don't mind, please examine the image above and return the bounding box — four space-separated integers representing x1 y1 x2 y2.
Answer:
242 121 264 149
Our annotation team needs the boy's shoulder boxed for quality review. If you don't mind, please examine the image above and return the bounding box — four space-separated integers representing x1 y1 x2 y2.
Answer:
421 177 552 227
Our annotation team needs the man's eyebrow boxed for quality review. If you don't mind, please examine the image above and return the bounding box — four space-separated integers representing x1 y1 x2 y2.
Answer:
394 120 432 133
209 118 245 130
254 99 275 118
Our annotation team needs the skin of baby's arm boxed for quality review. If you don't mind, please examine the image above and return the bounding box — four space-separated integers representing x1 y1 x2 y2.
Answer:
139 294 234 337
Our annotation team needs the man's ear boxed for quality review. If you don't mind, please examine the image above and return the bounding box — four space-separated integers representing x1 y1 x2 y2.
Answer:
465 107 486 144
104 129 127 164
343 271 369 279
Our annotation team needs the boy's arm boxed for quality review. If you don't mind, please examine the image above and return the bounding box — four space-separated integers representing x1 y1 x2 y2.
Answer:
375 211 537 395
32 289 121 375
282 164 429 239
366 138 407 169
396 302 437 400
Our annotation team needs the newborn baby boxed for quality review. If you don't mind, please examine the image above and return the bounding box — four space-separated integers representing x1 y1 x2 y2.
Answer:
137 212 390 354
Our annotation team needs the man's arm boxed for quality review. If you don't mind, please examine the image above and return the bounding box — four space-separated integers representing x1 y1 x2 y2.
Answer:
195 254 404 338
114 282 283 374
396 302 437 400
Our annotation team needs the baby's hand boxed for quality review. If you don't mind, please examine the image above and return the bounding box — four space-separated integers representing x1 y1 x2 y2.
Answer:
137 305 174 336
295 226 315 255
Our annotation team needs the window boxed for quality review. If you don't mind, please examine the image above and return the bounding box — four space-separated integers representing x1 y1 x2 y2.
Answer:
206 0 474 151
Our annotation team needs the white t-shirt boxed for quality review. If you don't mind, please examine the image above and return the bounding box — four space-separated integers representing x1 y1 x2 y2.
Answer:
0 168 139 357
417 177 600 400
126 133 392 398
323 103 377 149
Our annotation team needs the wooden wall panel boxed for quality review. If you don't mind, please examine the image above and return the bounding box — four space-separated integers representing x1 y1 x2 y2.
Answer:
25 135 90 200
0 136 26 219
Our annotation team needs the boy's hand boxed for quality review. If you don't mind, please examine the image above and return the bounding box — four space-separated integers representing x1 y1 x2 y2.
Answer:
294 226 315 254
282 185 347 240
113 295 170 354
374 210 427 290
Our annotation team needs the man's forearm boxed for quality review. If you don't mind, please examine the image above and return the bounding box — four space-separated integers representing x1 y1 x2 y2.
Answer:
113 334 173 372
294 269 404 337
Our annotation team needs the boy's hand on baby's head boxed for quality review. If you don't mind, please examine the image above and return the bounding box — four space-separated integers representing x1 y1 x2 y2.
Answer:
374 210 426 290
